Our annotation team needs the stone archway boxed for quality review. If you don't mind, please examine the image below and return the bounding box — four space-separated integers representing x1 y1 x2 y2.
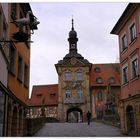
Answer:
66 108 83 122
11 106 18 136
126 105 135 135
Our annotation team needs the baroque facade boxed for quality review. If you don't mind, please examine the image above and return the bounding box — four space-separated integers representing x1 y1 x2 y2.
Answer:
111 3 140 136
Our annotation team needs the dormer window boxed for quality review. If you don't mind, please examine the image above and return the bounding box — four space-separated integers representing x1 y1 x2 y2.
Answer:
95 67 100 73
50 93 56 96
36 93 42 97
109 77 115 84
96 77 103 84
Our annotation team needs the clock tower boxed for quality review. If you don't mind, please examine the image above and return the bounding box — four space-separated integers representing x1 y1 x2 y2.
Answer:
55 19 92 122
68 18 78 52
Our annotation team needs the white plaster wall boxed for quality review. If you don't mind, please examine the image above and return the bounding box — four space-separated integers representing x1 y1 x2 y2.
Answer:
1 3 8 23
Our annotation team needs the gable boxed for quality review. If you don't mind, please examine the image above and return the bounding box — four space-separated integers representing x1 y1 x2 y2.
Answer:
62 57 88 67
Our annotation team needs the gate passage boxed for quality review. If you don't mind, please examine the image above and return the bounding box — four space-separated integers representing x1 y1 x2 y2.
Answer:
66 108 83 122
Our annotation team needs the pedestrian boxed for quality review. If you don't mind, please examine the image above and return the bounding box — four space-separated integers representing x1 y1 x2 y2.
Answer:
87 111 91 125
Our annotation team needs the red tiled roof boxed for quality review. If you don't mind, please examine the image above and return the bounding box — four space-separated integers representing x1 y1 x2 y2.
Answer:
28 84 58 106
90 63 120 86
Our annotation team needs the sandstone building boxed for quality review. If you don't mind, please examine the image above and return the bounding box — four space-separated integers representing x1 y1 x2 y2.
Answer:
55 19 92 122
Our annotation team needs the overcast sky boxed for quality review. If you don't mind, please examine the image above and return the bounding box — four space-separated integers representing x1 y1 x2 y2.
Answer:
29 2 128 97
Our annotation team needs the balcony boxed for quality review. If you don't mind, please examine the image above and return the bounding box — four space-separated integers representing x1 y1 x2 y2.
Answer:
64 97 85 105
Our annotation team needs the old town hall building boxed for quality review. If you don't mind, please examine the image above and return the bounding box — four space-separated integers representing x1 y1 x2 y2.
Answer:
29 19 120 124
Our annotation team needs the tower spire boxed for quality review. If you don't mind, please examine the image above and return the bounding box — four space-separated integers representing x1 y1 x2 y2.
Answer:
68 17 78 53
72 16 74 30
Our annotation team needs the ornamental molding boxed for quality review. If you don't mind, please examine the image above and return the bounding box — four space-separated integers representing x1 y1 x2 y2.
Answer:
62 57 86 67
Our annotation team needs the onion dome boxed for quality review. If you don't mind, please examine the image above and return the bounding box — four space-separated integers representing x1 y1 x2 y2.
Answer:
69 18 77 38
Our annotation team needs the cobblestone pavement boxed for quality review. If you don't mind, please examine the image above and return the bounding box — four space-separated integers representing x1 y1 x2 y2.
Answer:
34 122 124 137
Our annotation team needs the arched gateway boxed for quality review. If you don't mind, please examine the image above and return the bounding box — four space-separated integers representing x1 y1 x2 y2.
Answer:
66 108 83 122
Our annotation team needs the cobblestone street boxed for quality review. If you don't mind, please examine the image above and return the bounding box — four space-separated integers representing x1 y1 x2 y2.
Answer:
34 122 124 137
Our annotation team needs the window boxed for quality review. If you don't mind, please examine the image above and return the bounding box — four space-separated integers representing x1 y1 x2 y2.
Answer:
122 66 128 84
20 11 26 32
130 23 136 42
121 34 127 51
11 3 17 20
77 72 83 81
17 54 23 82
132 58 138 79
65 72 71 81
9 44 16 75
77 89 83 98
109 77 115 84
24 64 29 87
95 67 100 73
65 90 71 98
0 11 8 40
96 77 103 84
97 91 103 101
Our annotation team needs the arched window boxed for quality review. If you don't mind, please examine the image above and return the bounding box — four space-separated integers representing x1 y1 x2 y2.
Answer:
96 77 103 84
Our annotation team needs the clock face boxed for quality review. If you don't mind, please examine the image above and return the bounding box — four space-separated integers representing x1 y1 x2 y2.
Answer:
71 44 76 49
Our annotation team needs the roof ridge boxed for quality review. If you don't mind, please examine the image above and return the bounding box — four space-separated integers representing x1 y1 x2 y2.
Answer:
92 63 120 65
33 84 58 87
